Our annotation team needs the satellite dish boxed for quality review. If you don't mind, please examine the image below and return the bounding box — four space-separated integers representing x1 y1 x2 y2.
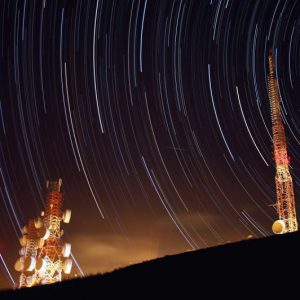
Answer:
37 238 45 248
272 220 285 234
34 217 43 229
63 209 72 223
38 227 50 240
19 247 25 256
24 256 36 272
63 259 72 274
19 236 27 247
14 258 24 272
58 178 62 189
21 226 27 234
62 243 71 258
36 258 47 273
26 276 34 286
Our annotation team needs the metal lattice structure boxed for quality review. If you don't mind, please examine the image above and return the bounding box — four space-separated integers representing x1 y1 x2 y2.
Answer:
15 179 73 287
36 179 64 284
15 219 39 288
268 50 298 234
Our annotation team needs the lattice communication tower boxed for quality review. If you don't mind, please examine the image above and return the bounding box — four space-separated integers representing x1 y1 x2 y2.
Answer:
14 179 72 287
268 50 298 234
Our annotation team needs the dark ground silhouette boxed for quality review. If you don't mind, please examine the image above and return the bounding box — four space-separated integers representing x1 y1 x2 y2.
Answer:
2 231 300 298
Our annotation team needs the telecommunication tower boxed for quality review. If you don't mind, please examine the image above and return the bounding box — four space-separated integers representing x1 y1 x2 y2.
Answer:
35 179 72 284
267 50 298 234
14 179 73 287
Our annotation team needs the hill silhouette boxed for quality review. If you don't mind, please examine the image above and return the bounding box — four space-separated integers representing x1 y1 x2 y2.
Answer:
2 231 300 298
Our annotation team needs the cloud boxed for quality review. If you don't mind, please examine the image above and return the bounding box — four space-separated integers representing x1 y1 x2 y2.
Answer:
69 210 240 277
158 210 223 231
156 210 239 249
71 233 159 276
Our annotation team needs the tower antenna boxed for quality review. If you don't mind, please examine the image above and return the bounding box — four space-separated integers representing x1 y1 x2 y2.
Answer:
267 49 298 234
14 179 73 286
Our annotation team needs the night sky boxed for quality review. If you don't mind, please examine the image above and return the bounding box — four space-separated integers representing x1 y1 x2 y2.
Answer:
1 0 300 289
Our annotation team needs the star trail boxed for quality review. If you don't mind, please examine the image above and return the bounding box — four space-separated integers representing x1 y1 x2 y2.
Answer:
1 0 300 289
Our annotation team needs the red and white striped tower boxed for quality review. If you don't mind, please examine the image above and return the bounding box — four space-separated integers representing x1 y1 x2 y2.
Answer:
14 178 73 287
36 179 72 284
268 50 298 234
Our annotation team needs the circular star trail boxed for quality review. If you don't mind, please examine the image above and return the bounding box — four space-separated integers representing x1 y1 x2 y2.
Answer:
1 0 300 289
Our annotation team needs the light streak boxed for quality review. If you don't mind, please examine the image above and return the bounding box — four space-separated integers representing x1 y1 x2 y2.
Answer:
236 86 269 166
208 64 235 161
0 254 16 286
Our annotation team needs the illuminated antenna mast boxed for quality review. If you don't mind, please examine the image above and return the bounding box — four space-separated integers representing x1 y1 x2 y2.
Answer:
14 179 73 287
36 179 72 284
267 50 298 234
